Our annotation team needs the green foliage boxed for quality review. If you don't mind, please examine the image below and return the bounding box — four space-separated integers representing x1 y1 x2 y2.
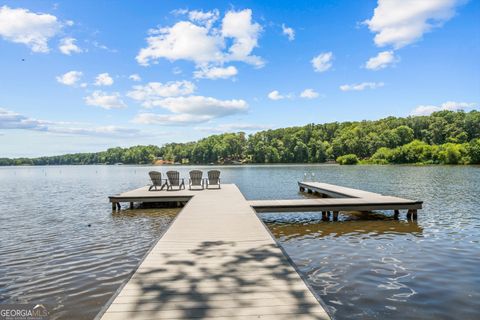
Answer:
336 154 359 165
1 110 479 166
468 139 480 164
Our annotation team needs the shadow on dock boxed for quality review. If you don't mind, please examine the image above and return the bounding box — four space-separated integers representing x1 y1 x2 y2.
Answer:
113 241 330 319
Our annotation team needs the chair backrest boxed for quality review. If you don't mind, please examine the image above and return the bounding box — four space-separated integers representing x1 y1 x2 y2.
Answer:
166 171 181 186
149 171 162 186
208 170 220 184
189 170 203 185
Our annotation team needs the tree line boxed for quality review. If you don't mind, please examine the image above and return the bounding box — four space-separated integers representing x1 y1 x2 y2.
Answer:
1 110 479 166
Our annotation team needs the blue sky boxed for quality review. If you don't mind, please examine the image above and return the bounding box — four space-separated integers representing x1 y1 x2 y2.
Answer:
0 0 479 157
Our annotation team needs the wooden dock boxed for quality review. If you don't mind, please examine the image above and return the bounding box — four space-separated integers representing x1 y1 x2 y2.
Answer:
99 184 331 320
100 181 422 319
249 182 422 220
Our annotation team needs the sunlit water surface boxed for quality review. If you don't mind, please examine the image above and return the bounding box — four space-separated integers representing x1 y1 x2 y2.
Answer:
0 165 479 319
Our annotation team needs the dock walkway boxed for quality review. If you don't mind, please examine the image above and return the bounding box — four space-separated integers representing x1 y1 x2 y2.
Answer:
250 182 422 219
99 184 330 320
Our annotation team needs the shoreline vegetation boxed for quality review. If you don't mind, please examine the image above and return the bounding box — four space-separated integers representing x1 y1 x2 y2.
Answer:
1 110 479 166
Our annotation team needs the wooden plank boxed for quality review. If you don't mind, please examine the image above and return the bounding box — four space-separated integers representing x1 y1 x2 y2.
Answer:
298 181 382 198
250 198 422 212
99 184 330 320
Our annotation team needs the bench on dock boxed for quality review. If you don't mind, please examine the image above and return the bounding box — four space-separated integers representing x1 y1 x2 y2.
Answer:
102 181 422 319
102 184 331 320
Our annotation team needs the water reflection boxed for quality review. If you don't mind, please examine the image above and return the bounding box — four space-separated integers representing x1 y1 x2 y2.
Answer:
265 216 423 241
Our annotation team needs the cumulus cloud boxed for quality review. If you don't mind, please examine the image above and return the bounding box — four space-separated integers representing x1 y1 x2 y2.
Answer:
267 90 285 100
364 0 465 49
129 74 141 82
365 50 398 70
56 70 83 86
84 91 127 109
136 8 263 75
94 73 114 86
0 108 139 137
282 24 295 41
221 9 263 66
128 79 246 124
150 96 247 116
0 5 64 53
340 82 385 91
311 52 333 73
411 101 476 116
188 9 219 29
136 21 223 66
132 95 248 126
59 37 82 55
127 81 196 107
193 65 238 79
300 89 319 99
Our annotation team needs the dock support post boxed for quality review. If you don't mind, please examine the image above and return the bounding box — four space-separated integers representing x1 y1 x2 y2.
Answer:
130 202 134 209
412 209 418 220
299 186 305 192
394 210 400 219
307 189 312 194
333 211 339 221
112 202 116 211
116 202 121 210
407 209 413 220
322 211 328 220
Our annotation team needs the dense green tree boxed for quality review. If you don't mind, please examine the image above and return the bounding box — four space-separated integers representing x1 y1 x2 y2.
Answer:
2 110 479 166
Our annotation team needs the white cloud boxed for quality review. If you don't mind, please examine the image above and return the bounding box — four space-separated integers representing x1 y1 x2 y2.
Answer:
193 65 238 79
0 5 63 53
300 89 319 99
0 108 139 137
149 96 247 117
136 21 223 66
136 9 263 73
196 123 272 133
268 90 285 101
282 24 295 41
365 0 464 49
84 91 127 109
340 82 385 91
0 108 47 130
129 74 141 82
133 113 212 125
94 73 114 86
132 95 248 126
127 81 196 107
128 80 247 124
365 50 398 70
222 9 263 67
411 101 476 116
311 52 333 73
188 9 219 29
59 37 82 55
56 70 82 86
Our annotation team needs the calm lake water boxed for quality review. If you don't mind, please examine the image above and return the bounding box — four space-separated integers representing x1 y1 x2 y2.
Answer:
0 165 479 319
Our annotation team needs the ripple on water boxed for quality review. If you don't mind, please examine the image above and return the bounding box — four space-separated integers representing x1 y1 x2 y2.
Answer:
0 167 179 320
1 165 480 320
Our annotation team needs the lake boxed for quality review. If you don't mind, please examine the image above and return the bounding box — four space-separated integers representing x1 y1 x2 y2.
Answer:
0 165 479 319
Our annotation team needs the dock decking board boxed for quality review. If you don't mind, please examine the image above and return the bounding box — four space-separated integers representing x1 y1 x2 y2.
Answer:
249 181 422 213
100 184 331 320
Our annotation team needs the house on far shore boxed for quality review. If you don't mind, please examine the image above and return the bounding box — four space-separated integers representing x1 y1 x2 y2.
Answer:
153 157 174 165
